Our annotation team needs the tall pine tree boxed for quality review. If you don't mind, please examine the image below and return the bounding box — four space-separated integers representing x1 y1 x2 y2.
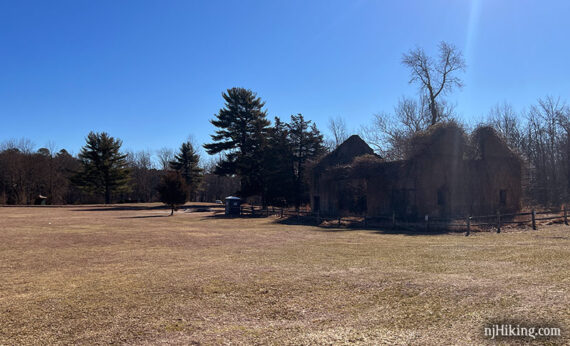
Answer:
204 87 270 202
287 114 326 208
72 132 130 204
264 117 295 206
169 141 202 201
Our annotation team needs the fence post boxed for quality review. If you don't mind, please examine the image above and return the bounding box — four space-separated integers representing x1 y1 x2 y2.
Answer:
532 209 536 230
251 205 254 216
280 208 284 218
338 216 341 227
363 214 367 227
297 210 300 220
466 216 471 236
392 211 396 228
564 205 568 226
497 210 501 233
425 214 429 232
240 205 243 216
317 210 320 225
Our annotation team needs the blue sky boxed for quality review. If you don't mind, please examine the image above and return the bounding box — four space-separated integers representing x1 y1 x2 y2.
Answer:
1 0 569 159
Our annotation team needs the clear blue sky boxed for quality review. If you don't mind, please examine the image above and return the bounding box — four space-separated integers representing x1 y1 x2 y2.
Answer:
1 0 569 159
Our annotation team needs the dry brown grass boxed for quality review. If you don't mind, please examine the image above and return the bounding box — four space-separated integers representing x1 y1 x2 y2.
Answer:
0 204 568 345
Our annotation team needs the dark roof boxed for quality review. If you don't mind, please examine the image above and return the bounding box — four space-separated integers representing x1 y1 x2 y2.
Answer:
315 135 376 171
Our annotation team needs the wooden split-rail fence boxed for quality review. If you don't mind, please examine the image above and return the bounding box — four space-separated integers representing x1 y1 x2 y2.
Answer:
237 204 570 235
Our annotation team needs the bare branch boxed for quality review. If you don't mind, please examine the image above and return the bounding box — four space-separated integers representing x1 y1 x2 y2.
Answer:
402 42 466 125
327 116 349 148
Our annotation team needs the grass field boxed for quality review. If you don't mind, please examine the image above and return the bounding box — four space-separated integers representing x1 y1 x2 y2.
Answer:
0 204 568 345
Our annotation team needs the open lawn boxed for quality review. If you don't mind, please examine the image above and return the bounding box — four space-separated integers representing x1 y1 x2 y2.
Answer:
0 205 568 345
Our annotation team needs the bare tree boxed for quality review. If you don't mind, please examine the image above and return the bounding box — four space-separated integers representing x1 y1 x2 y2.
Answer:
0 138 35 153
395 96 431 133
327 116 349 149
487 102 522 150
402 41 466 125
519 96 569 205
197 154 240 202
157 147 174 170
125 150 161 202
360 96 432 160
360 112 404 160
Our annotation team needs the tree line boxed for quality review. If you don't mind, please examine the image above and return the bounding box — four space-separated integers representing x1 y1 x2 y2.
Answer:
0 88 326 208
2 42 570 208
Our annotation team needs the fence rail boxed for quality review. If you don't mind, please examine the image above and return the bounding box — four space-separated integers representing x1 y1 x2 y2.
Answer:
236 204 570 235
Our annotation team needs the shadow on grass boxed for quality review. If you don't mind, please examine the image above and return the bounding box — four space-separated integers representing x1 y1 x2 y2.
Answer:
117 215 171 219
72 203 223 212
202 212 272 220
199 213 463 235
275 215 466 236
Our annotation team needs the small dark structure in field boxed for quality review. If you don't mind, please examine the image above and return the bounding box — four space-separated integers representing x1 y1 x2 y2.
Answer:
311 123 523 218
225 196 242 215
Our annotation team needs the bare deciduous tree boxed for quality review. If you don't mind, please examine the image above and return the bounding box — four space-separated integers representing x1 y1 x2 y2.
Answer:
125 150 158 202
327 116 349 149
360 96 434 160
486 102 522 150
402 41 466 125
157 147 174 170
0 138 35 153
197 155 240 202
514 96 570 205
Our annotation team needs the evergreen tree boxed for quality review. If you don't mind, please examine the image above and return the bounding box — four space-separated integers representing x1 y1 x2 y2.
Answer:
287 114 326 208
157 171 188 216
264 117 295 206
204 87 270 201
72 132 130 204
169 141 202 200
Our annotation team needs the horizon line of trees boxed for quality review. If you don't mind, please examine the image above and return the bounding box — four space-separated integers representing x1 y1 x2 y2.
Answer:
0 88 328 207
2 42 570 208
2 93 570 208
0 136 239 206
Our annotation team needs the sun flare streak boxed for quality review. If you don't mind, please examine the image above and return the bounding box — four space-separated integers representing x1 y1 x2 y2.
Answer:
465 0 482 67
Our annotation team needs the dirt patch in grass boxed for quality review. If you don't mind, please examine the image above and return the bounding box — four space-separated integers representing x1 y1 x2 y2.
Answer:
0 204 568 344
